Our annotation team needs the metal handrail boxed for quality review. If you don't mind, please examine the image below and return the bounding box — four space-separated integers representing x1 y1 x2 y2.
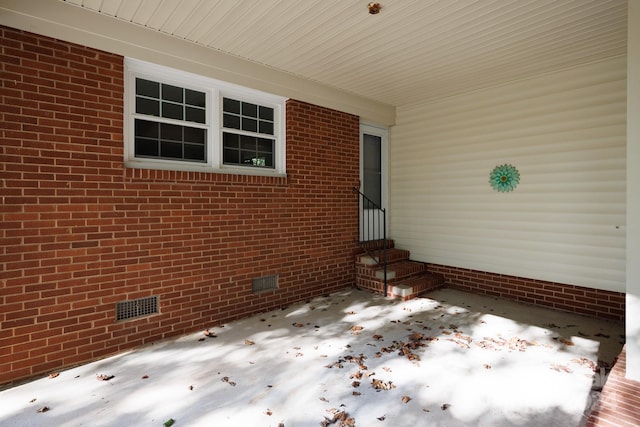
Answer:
353 187 388 297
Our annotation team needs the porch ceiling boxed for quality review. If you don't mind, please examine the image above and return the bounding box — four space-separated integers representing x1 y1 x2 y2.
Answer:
60 0 628 107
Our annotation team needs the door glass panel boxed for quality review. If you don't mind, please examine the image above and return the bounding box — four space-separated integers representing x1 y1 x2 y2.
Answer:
363 133 382 208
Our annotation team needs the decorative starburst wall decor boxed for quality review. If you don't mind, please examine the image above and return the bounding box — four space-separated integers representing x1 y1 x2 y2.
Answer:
490 164 520 192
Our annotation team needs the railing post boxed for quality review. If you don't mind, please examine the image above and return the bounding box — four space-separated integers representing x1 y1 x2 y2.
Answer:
382 208 387 297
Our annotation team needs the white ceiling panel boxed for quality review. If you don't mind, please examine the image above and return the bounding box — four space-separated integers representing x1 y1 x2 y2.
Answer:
60 0 628 107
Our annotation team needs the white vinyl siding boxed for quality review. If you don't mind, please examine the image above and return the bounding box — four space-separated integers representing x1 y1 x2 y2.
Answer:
390 57 626 292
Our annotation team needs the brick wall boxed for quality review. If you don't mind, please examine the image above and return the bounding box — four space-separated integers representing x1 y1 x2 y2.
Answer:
0 26 360 385
427 263 625 321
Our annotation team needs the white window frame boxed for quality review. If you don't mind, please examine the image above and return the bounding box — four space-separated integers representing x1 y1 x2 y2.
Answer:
124 58 287 176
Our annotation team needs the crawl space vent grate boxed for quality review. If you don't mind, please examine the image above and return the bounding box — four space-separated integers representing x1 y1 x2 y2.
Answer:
252 275 278 293
116 296 158 321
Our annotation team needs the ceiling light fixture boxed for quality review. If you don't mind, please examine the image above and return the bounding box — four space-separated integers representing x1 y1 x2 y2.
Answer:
368 2 382 14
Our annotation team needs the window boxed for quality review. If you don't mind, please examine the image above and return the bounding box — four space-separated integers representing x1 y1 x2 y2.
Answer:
125 59 286 175
222 98 275 169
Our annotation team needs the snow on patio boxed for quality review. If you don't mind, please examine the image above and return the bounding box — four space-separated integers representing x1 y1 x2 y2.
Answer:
0 288 624 427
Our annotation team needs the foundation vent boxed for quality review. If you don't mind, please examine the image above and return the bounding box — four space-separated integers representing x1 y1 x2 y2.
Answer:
116 296 158 321
252 275 278 293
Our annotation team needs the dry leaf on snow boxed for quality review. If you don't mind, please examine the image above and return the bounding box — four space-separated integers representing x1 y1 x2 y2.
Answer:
402 395 412 403
371 378 396 390
96 374 114 381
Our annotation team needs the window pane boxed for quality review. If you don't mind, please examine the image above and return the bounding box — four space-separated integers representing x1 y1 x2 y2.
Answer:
184 127 205 143
161 123 183 142
242 117 257 132
259 106 273 121
242 102 258 118
257 138 273 152
262 153 273 167
223 147 239 164
223 113 240 130
162 102 183 120
184 143 205 161
185 106 205 124
240 135 256 150
240 150 256 165
185 89 205 108
223 98 241 114
135 138 158 157
135 119 159 138
223 132 240 149
160 141 182 159
162 84 183 103
136 78 159 98
259 121 274 135
136 97 160 116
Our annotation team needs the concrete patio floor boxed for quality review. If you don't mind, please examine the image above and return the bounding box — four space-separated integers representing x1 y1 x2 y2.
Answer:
0 288 624 427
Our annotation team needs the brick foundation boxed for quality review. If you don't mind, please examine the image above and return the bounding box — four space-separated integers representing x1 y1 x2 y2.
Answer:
427 263 625 321
586 346 640 426
0 26 360 385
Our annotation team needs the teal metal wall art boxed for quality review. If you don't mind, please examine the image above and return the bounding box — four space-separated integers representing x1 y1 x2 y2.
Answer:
490 164 520 192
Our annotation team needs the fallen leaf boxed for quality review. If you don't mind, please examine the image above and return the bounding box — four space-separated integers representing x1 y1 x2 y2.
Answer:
550 363 573 373
371 378 396 390
423 408 431 413
441 403 451 411
96 374 114 381
265 409 273 416
402 395 412 403
163 418 175 427
141 375 149 379
48 372 59 379
373 334 384 341
350 325 364 335
37 406 50 413
30 398 37 403
204 329 217 338
292 323 304 328
571 357 597 371
352 391 361 396
559 338 575 346
351 381 360 388
245 339 255 346
320 397 329 402
377 415 386 420
483 364 492 369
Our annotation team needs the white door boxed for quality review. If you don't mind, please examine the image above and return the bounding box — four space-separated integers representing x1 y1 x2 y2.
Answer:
360 124 388 241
